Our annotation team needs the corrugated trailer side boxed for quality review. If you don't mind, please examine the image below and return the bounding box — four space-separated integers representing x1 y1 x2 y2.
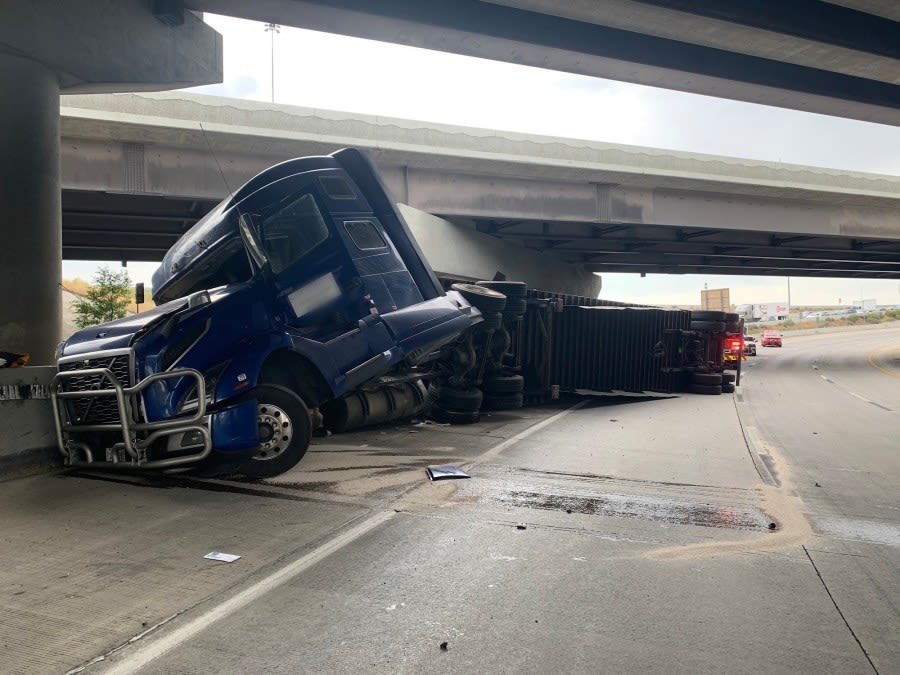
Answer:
511 290 692 401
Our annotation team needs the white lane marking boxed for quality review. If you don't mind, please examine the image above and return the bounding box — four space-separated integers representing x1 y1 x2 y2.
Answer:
820 375 833 383
102 401 585 673
849 392 872 403
102 509 395 674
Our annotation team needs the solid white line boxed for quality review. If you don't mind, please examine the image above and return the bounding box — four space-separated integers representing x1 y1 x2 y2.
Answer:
101 509 395 674
102 400 585 673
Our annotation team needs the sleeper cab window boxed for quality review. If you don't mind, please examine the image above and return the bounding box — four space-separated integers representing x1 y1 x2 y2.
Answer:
344 220 386 251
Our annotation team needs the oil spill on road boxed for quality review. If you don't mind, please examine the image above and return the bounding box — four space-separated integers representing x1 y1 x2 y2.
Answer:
452 465 771 533
499 489 771 531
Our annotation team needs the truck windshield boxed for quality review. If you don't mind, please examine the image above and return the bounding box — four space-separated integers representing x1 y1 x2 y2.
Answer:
257 192 330 274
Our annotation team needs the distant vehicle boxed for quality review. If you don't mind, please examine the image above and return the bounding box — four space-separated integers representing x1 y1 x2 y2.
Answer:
761 330 783 347
737 302 789 322
743 335 757 356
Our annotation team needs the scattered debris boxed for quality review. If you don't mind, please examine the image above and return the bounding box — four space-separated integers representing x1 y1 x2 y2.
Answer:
516 523 527 530
204 551 241 563
566 508 572 514
768 523 777 531
440 642 449 651
814 482 822 487
426 466 470 481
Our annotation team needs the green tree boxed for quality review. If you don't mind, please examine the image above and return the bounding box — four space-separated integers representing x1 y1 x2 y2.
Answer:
73 266 132 328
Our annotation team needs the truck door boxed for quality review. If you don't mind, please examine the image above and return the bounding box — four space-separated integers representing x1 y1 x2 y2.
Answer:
243 174 392 379
337 218 424 314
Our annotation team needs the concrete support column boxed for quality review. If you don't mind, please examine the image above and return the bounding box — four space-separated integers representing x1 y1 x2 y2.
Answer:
0 54 61 365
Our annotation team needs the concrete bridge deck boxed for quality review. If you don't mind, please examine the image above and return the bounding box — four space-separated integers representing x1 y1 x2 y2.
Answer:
60 92 900 278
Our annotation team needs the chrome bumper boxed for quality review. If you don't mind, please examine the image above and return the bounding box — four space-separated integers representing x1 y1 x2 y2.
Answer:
51 367 212 470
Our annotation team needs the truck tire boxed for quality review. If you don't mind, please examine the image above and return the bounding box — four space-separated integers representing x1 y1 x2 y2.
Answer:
691 311 726 322
722 383 736 393
725 321 740 333
503 297 528 315
502 310 525 323
476 280 527 298
692 372 723 386
428 383 483 412
721 372 736 384
688 383 721 395
484 374 524 393
691 320 726 332
725 313 740 322
484 392 525 410
450 283 507 312
430 406 480 425
239 386 312 479
481 311 503 330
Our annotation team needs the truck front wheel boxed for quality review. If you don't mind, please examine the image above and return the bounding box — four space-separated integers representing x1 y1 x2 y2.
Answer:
239 386 312 479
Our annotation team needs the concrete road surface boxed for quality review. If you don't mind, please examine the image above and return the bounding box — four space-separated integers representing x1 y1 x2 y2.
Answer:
1 327 897 674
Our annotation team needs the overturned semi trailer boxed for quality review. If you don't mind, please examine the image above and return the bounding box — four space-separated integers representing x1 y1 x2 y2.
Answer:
505 289 733 401
423 281 735 422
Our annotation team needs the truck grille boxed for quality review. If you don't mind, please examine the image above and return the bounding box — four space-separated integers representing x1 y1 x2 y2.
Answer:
58 353 135 425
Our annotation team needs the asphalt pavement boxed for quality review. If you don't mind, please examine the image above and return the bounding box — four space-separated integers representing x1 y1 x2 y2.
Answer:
1 328 898 674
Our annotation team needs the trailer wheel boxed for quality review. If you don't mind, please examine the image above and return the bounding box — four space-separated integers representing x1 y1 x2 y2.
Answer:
501 310 525 324
428 383 483 412
239 386 312 479
691 311 726 321
691 320 726 332
483 392 525 410
688 383 722 395
484 374 524 394
503 297 528 315
430 406 480 425
450 283 507 312
481 311 503 331
722 383 736 393
721 372 736 384
692 372 723 386
476 280 527 298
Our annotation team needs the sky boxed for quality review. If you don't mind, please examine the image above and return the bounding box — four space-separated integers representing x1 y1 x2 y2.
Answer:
62 14 900 308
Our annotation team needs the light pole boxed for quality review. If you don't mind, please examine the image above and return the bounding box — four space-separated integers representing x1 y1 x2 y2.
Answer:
264 23 280 103
787 276 791 317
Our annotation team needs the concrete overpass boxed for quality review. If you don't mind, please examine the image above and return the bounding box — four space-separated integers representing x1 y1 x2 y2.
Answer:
191 0 900 126
60 92 900 280
2 0 899 364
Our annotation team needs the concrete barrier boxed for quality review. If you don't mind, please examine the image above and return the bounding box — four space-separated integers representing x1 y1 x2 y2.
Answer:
0 366 61 480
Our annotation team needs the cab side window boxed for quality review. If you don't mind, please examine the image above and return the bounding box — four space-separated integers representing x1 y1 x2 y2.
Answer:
259 193 330 274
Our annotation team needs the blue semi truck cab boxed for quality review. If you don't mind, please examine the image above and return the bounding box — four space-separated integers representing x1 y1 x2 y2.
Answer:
52 149 482 477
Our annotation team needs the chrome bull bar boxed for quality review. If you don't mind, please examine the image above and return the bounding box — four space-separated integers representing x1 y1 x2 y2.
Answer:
51 367 212 470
